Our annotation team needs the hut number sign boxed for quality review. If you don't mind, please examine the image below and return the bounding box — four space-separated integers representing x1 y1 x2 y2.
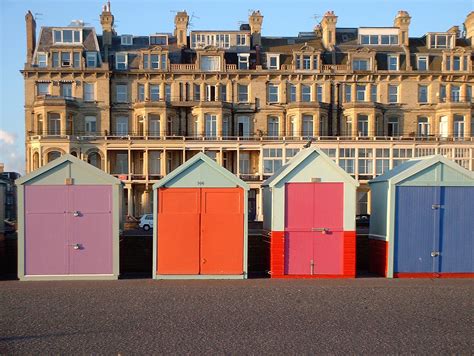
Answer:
197 181 205 186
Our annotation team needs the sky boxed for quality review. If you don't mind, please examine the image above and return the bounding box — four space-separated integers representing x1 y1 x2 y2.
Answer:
0 0 472 173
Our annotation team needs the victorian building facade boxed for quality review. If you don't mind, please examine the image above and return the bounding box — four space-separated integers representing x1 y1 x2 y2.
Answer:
22 4 474 219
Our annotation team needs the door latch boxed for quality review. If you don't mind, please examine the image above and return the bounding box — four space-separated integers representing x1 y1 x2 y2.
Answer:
431 251 440 257
312 227 329 234
431 204 441 210
70 243 82 250
73 211 80 217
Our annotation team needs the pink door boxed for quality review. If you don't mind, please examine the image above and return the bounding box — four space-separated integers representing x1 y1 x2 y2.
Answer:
313 183 344 275
25 186 68 275
68 186 113 274
285 183 344 275
24 185 113 276
284 183 314 274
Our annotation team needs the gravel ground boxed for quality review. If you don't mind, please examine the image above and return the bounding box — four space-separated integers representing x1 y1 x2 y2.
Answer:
0 278 472 354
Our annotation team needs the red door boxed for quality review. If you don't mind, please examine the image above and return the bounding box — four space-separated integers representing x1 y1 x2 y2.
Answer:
201 188 244 274
157 188 244 275
285 182 344 275
157 189 201 274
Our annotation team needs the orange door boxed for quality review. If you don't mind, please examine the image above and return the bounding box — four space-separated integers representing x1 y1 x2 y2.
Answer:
157 188 200 274
200 188 244 275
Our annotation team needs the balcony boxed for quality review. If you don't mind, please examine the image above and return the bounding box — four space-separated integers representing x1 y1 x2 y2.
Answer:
169 64 197 72
34 95 79 108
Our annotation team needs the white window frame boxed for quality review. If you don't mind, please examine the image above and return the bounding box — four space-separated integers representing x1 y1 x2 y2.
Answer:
388 55 399 71
267 54 280 70
115 53 128 70
205 114 217 138
121 35 133 46
238 53 249 70
83 82 95 101
302 115 313 137
53 29 82 44
417 56 428 71
37 52 47 67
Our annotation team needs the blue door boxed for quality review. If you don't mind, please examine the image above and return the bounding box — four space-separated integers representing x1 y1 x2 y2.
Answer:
394 187 439 273
439 187 474 273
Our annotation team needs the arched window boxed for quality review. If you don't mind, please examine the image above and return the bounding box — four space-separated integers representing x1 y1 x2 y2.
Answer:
47 151 61 162
87 152 101 169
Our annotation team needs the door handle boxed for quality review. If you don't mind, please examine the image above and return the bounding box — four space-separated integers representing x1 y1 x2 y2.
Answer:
202 258 207 264
73 211 80 217
431 251 440 257
431 204 441 210
312 228 329 234
70 243 82 250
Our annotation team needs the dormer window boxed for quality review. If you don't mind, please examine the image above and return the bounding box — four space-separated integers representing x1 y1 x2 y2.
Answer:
37 53 47 67
428 34 454 49
238 53 249 70
150 35 168 45
237 34 248 46
359 29 398 46
267 54 280 70
53 29 82 44
115 53 128 70
121 35 133 46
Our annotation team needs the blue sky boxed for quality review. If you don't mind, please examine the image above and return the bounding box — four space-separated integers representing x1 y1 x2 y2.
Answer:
0 0 472 173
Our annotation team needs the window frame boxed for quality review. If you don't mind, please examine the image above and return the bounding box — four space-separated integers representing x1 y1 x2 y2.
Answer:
83 82 95 102
267 54 280 70
238 84 249 103
86 52 97 68
116 84 128 103
238 53 250 70
268 84 279 103
115 53 128 70
121 35 133 46
388 85 398 103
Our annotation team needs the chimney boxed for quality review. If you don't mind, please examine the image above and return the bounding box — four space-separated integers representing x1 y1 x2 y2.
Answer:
394 10 411 46
464 12 474 46
249 10 263 47
25 10 36 64
174 11 189 48
100 1 115 61
321 11 337 49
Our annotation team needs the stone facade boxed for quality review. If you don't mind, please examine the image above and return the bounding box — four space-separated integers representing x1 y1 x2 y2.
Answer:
22 5 474 218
